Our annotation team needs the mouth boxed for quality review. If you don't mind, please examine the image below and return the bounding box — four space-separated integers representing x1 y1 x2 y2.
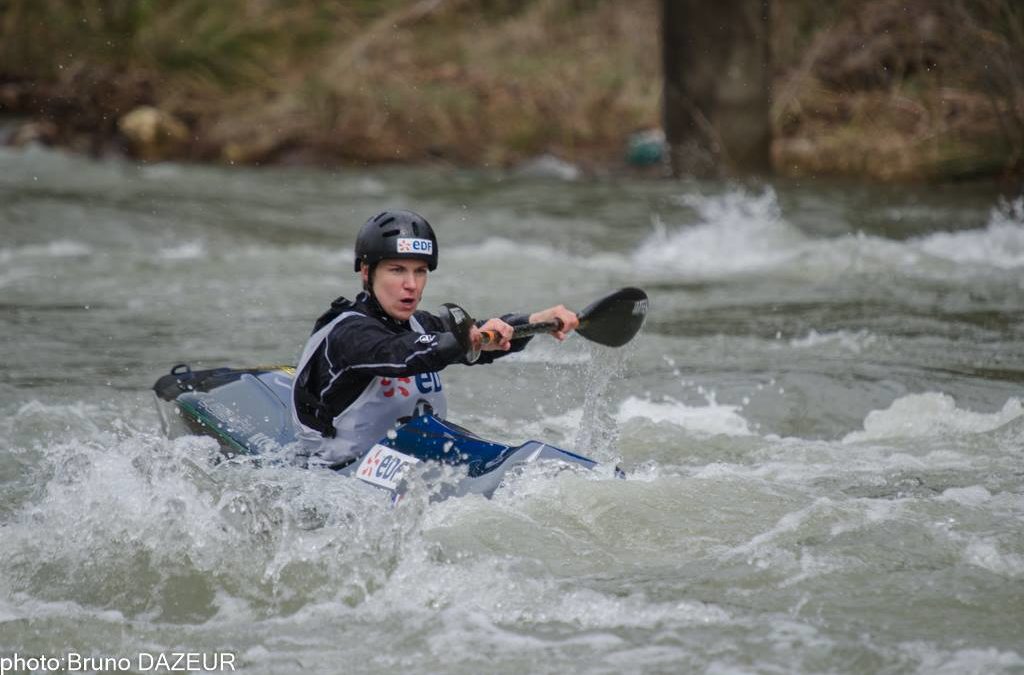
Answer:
398 297 417 311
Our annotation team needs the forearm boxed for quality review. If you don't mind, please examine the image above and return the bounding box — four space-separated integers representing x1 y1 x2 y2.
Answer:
333 322 464 377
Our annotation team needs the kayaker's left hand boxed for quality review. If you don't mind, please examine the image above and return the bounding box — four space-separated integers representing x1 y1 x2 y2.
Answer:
529 305 579 341
471 318 514 351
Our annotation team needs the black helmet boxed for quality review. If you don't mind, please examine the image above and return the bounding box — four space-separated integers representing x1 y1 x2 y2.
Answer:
353 209 438 272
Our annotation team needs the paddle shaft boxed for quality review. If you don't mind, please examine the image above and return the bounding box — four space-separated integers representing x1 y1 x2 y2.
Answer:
480 318 566 344
464 286 647 351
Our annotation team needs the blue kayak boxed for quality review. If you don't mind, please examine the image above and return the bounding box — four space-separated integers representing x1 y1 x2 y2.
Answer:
153 364 614 500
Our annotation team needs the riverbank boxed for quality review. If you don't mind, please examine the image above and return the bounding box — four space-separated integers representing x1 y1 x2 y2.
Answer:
1 0 1021 181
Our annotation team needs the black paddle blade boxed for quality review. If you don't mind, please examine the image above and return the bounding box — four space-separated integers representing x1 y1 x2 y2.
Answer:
576 287 648 347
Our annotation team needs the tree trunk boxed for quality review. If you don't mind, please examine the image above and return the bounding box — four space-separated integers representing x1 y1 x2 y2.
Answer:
662 0 772 177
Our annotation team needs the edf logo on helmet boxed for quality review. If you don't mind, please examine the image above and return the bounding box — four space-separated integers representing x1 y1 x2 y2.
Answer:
381 372 442 398
396 238 433 254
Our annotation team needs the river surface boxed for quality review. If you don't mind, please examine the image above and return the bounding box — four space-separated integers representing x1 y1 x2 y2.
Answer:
1 145 1023 674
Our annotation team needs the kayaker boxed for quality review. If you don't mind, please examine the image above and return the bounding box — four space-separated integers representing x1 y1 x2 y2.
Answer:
291 209 579 468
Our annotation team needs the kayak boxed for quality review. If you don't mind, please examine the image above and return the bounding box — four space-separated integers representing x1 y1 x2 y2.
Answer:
151 288 648 500
152 364 614 500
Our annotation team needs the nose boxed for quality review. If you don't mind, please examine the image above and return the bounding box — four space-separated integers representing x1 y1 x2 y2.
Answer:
402 270 417 290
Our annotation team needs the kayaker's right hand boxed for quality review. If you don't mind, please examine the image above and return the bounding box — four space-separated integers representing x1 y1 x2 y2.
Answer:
528 304 578 341
471 318 513 351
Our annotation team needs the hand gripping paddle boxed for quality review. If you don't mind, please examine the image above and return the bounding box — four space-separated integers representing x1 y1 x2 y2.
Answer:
456 287 648 352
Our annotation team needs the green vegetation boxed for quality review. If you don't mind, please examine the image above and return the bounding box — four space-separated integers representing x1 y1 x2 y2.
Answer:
0 0 1021 180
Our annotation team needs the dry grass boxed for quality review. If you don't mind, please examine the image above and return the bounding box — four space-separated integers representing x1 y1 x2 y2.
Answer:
207 0 662 166
0 0 661 167
772 0 1024 180
1 0 1020 179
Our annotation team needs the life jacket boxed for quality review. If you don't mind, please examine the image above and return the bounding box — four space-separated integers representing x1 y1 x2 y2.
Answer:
292 302 447 467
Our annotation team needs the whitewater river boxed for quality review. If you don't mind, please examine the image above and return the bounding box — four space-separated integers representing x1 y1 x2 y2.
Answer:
1 145 1023 674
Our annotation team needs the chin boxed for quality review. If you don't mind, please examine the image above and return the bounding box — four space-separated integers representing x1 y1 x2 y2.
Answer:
391 306 417 321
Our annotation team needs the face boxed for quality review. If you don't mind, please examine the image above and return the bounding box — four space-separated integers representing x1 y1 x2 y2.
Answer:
363 258 429 321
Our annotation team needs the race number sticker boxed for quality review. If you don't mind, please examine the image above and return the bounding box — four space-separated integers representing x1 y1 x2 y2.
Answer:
356 444 419 491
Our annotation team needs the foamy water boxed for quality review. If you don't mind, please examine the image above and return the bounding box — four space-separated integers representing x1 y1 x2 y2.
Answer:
915 197 1024 269
1 147 1022 673
844 393 1024 443
633 190 1024 285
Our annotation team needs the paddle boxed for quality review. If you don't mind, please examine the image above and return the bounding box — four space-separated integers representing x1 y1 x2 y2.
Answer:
479 287 649 348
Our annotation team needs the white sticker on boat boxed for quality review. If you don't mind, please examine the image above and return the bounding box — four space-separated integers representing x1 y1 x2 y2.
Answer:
356 444 419 491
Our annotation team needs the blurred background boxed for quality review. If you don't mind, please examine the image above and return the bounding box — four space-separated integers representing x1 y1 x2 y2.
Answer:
1 0 1022 182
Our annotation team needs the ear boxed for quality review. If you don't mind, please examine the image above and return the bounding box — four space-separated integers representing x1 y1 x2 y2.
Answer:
359 262 369 286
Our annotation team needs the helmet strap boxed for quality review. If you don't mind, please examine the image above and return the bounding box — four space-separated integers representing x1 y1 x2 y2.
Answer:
361 261 377 294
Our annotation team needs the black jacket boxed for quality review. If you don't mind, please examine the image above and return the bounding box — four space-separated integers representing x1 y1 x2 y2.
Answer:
293 291 531 435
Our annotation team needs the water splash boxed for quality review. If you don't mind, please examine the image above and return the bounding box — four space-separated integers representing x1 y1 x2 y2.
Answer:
0 426 435 623
573 343 629 460
635 188 806 277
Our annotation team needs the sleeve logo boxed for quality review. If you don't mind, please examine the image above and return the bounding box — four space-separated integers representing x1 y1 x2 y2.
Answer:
396 238 433 254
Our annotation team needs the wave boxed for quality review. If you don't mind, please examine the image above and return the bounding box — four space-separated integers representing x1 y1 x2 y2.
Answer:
633 189 1024 283
843 392 1024 443
157 240 207 261
789 329 878 354
617 395 753 437
435 191 1024 284
447 237 628 272
634 188 807 278
0 240 94 263
913 197 1024 270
